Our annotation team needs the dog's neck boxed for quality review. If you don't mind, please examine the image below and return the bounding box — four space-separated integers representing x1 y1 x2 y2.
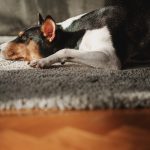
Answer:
40 26 85 57
53 26 85 49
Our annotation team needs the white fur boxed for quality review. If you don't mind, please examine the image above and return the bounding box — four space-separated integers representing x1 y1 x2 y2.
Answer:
79 26 113 51
79 26 121 67
58 13 86 29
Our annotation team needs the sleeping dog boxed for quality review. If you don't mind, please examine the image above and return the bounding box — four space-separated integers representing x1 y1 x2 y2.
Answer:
0 0 150 69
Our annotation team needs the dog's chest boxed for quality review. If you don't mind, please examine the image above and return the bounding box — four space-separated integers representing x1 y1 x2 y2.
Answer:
79 26 115 53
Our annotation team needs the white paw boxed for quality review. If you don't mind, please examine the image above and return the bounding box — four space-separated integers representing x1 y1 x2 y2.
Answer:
28 59 50 69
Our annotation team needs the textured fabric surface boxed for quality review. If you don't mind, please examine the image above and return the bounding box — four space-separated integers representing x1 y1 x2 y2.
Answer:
0 58 150 110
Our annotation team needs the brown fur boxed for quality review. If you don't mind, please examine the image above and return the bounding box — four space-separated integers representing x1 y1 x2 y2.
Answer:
2 40 42 61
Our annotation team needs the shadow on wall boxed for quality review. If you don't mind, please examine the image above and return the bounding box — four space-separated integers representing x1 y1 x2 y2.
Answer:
0 0 104 35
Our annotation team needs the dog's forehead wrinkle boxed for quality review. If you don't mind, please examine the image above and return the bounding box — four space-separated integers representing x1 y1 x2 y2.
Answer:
21 27 39 38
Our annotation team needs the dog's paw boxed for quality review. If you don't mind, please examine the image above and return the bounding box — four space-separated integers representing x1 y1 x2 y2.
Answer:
28 59 50 69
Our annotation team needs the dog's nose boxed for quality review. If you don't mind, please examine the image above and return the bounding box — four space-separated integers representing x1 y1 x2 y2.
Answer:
0 44 2 51
0 44 3 54
0 43 3 51
0 43 6 59
0 42 7 52
0 49 4 60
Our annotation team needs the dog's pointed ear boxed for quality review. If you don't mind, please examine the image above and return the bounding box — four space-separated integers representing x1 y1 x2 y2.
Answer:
41 15 56 42
38 13 44 25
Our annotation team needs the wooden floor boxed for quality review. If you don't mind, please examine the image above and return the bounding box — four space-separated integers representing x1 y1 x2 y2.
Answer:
0 109 150 150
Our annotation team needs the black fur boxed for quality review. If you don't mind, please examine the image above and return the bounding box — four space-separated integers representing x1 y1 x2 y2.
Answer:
106 0 150 68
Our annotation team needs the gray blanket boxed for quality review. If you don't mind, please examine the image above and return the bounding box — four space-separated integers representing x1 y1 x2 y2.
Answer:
0 59 150 110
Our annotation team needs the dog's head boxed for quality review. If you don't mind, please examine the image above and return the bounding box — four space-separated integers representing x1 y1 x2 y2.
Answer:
0 14 57 61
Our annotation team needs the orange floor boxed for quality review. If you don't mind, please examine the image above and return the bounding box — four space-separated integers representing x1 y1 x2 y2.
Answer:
0 109 150 150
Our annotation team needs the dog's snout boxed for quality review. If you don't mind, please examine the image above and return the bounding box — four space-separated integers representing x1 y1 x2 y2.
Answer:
0 44 3 55
0 42 8 52
0 43 8 59
0 47 4 60
0 44 2 51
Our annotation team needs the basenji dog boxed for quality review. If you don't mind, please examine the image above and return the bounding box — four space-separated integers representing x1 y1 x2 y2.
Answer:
0 0 150 69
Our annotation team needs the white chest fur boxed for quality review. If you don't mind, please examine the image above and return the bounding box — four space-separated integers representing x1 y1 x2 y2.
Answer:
79 26 114 52
79 26 120 68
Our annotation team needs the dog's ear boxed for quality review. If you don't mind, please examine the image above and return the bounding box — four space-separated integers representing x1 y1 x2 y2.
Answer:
38 13 44 25
41 15 56 42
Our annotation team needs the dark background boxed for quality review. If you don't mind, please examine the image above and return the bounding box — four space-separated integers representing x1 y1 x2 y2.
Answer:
0 0 106 35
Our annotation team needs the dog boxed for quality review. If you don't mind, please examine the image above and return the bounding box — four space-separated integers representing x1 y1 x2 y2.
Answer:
0 0 150 70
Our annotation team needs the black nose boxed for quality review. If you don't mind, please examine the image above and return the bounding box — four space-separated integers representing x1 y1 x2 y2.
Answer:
0 44 4 55
0 43 5 51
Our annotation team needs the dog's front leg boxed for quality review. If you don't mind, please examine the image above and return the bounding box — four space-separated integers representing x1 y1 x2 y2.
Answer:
29 49 70 68
29 49 120 69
